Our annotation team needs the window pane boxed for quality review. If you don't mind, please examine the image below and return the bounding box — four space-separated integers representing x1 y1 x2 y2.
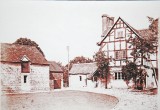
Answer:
80 76 82 81
115 72 117 80
122 50 126 58
24 75 27 83
118 72 121 79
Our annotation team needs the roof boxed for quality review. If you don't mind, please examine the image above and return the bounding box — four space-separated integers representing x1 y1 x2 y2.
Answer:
48 61 63 72
69 63 98 76
137 29 153 40
0 43 49 65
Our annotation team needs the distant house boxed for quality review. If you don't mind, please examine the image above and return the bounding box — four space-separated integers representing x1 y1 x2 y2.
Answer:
48 61 63 89
97 14 158 89
0 43 50 93
69 63 101 88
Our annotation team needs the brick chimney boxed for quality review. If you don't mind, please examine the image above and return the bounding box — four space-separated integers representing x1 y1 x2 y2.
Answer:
102 14 114 37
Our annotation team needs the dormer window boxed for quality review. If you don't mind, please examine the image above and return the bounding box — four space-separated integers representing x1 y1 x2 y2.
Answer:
21 61 30 73
21 55 30 73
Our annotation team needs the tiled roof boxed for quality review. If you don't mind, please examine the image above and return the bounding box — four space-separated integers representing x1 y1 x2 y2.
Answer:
0 43 49 65
137 29 153 40
69 63 98 76
48 61 63 72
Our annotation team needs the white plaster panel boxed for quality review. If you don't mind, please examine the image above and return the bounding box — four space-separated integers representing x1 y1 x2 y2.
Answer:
115 61 120 66
104 36 109 42
108 42 114 50
115 42 120 50
110 36 114 41
109 51 114 59
127 50 133 57
149 54 157 60
121 41 126 49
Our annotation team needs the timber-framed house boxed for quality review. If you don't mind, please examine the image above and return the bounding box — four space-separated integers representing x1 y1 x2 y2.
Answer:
97 14 158 88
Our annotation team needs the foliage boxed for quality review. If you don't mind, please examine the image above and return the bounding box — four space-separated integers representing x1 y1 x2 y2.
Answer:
13 37 45 56
56 62 69 87
128 17 158 60
122 62 138 82
93 51 109 88
124 17 158 89
122 61 148 89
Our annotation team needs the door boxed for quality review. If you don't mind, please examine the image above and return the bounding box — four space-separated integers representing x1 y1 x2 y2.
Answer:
54 79 61 89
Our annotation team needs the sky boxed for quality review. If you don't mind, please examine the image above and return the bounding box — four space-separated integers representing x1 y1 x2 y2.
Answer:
0 1 160 65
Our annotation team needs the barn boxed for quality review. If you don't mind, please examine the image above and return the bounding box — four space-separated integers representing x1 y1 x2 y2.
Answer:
48 61 63 89
0 43 50 93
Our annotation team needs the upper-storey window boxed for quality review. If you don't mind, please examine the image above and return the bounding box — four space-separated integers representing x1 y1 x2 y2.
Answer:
115 50 126 60
117 31 123 38
116 29 124 39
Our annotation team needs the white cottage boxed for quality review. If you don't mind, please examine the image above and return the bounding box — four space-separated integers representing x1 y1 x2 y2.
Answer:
69 63 99 88
0 43 50 93
97 14 158 89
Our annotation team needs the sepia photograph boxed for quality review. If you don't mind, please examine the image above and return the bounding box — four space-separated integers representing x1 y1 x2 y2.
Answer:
0 1 160 110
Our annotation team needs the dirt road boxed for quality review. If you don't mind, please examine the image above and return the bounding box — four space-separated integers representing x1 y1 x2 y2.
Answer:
1 90 118 110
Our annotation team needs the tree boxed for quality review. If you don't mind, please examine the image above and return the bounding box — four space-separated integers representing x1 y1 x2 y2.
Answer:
13 37 45 56
125 17 158 89
56 62 69 87
66 56 94 70
93 51 109 89
122 61 148 89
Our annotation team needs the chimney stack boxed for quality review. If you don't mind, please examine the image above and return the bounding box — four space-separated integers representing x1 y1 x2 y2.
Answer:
102 14 114 37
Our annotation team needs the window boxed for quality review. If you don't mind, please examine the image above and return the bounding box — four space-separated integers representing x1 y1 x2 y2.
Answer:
24 75 27 83
122 50 126 58
115 72 125 80
93 77 97 82
115 72 117 80
115 51 119 59
117 31 123 38
79 76 82 81
115 50 126 60
21 61 30 73
118 72 121 79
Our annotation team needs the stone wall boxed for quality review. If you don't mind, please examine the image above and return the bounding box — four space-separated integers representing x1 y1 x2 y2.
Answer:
1 62 21 93
30 65 50 92
1 62 50 93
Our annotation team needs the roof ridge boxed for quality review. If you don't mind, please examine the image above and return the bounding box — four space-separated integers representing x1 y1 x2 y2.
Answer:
73 62 97 65
1 43 37 48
